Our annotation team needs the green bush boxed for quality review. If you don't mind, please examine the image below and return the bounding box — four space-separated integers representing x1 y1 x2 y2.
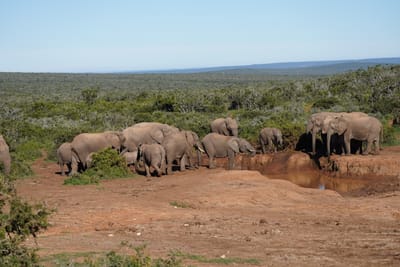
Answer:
64 148 132 185
0 174 52 266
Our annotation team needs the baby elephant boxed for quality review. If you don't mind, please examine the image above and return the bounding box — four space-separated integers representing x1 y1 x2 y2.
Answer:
137 143 166 177
259 127 283 153
121 150 138 166
56 142 72 175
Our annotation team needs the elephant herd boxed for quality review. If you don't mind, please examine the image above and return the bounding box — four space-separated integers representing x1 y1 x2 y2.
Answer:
55 118 259 177
0 113 383 177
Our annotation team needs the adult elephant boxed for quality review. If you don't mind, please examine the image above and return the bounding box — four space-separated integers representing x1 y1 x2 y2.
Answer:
201 133 255 170
0 135 11 175
306 112 339 155
122 122 179 152
259 127 283 153
210 117 238 137
162 130 204 174
307 111 367 155
136 143 166 177
322 112 368 157
329 115 382 155
70 131 125 174
56 142 73 176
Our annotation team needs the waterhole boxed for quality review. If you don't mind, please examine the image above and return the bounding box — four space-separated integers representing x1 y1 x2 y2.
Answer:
234 152 399 196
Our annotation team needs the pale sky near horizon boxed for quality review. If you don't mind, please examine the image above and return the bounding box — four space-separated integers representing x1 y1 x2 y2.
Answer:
1 0 399 72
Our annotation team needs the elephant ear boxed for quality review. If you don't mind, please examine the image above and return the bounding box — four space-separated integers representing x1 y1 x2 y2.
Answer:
335 117 347 135
227 138 240 153
150 130 164 144
184 131 195 146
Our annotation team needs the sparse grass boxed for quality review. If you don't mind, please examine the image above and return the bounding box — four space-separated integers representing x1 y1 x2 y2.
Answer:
169 200 195 209
173 251 261 265
41 245 183 267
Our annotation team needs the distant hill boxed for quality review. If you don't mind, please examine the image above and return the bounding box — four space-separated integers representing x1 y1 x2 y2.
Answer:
128 57 400 75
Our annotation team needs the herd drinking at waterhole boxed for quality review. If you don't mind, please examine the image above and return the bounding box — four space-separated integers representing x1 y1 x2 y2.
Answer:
0 112 383 177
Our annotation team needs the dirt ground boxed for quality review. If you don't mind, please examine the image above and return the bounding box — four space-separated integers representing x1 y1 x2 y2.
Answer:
16 148 400 266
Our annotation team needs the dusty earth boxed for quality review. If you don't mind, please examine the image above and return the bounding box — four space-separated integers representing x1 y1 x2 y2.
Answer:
16 148 400 266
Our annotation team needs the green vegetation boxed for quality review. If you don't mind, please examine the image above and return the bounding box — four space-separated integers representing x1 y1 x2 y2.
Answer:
0 174 52 266
64 148 133 185
1 65 399 265
40 244 261 266
41 244 183 267
1 65 400 176
169 200 195 209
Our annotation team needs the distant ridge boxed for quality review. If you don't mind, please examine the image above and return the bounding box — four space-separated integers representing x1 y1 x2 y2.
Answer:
125 57 400 75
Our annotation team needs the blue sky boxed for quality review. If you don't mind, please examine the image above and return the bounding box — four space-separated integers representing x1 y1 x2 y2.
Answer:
1 0 399 72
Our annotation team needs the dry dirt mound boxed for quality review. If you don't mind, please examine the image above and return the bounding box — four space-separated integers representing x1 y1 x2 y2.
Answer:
15 151 400 266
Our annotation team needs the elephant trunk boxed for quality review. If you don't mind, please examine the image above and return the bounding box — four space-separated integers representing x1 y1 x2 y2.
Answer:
311 128 318 155
327 133 332 159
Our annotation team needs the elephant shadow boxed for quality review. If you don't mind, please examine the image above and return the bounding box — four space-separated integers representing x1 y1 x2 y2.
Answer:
295 132 364 160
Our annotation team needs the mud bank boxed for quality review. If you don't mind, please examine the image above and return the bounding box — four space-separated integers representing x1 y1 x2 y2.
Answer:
209 151 400 195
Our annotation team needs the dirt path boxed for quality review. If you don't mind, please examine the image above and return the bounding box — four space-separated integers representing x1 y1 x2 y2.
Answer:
16 151 400 266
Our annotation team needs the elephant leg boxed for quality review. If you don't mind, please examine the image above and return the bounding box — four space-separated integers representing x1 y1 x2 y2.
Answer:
364 140 372 155
208 154 215 169
267 138 273 153
70 155 79 175
227 150 235 170
374 138 380 154
260 139 266 154
145 164 151 177
180 155 186 171
66 162 72 175
153 164 162 177
166 155 173 174
344 135 351 155
59 163 65 176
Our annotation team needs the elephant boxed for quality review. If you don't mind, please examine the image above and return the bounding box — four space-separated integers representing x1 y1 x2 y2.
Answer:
259 127 283 153
136 143 166 177
56 142 73 176
162 130 204 174
210 117 238 137
0 135 11 175
70 131 125 174
201 133 256 170
322 112 369 157
307 112 340 155
307 111 368 155
120 150 138 166
122 122 179 152
329 115 383 155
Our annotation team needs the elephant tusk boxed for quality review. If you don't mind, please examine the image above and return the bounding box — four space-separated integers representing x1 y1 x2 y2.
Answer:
198 147 205 153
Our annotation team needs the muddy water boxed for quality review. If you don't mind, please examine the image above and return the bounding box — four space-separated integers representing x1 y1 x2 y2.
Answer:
235 153 399 196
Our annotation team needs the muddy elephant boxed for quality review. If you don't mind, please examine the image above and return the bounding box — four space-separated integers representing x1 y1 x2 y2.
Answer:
122 122 179 152
70 131 125 174
162 130 204 174
210 117 238 137
0 135 11 175
56 142 73 176
201 133 255 170
136 143 166 177
329 115 382 155
259 127 283 153
322 112 368 157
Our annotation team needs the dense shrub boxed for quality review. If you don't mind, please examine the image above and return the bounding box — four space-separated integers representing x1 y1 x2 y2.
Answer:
64 148 132 185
